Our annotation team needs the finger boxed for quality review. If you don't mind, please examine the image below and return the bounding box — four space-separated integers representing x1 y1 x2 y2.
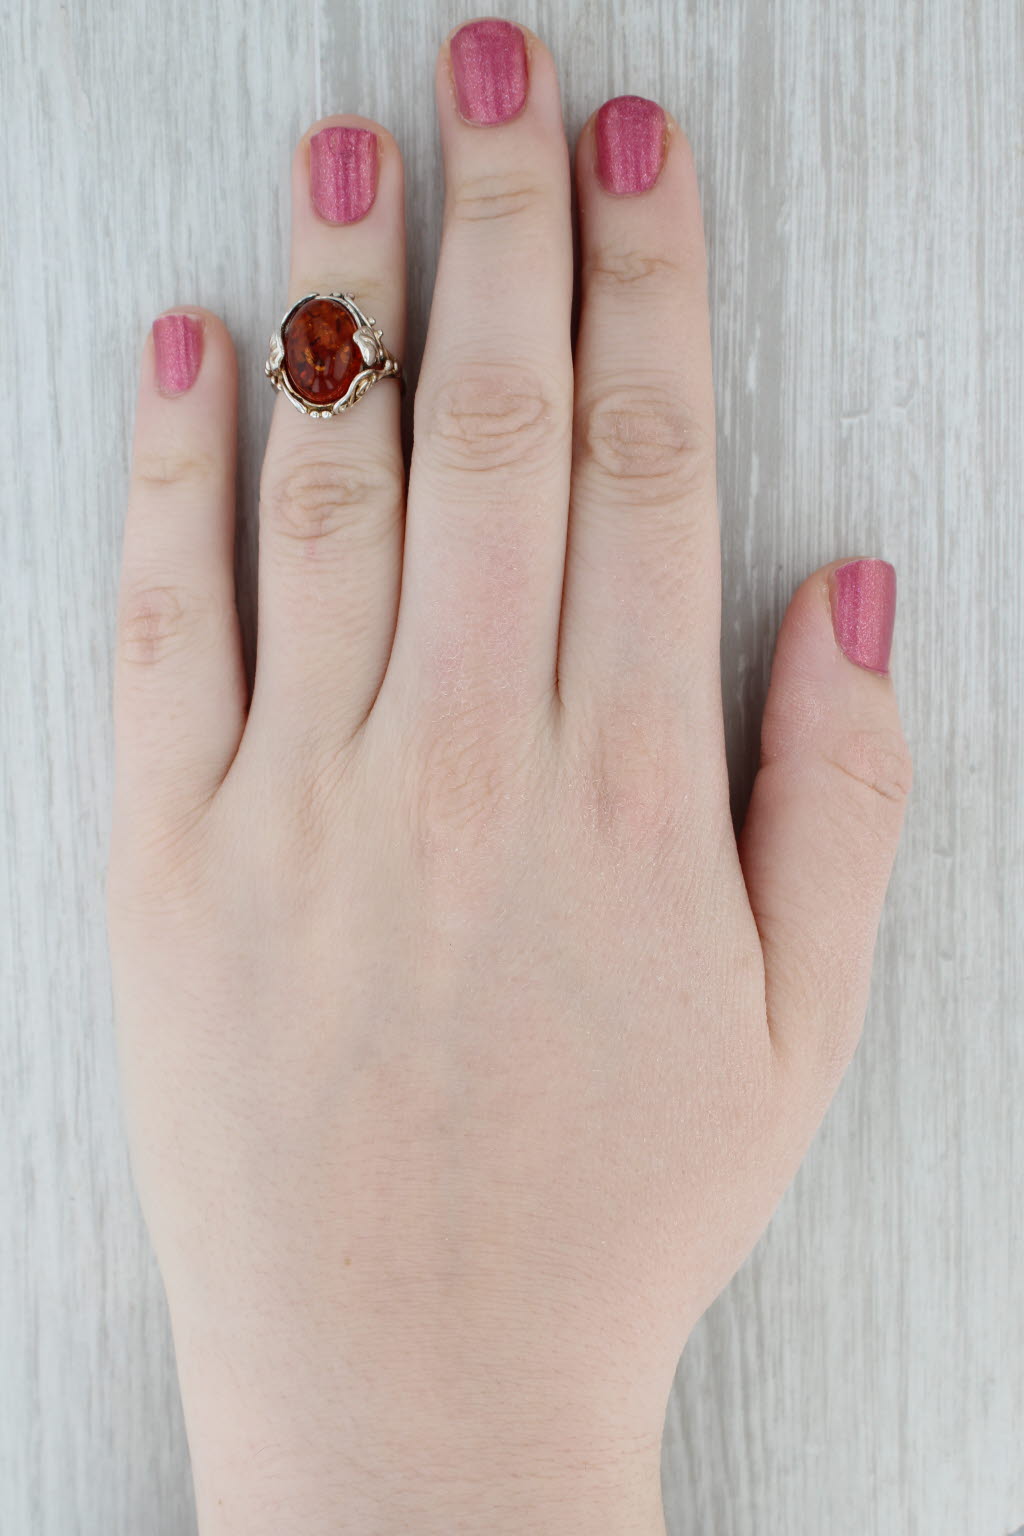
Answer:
559 99 720 729
252 117 406 745
384 21 573 720
739 560 912 1080
115 309 245 825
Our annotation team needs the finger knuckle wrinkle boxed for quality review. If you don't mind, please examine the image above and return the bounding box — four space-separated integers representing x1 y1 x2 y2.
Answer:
415 723 510 847
581 717 686 850
425 365 564 474
118 583 199 666
263 458 401 549
579 385 712 496
586 248 686 294
825 726 913 806
451 170 550 224
133 449 220 492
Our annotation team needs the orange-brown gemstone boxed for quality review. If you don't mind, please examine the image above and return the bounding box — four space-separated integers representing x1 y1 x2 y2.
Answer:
282 297 364 406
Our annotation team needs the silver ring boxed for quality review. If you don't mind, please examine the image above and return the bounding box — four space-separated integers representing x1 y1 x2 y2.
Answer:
264 292 402 418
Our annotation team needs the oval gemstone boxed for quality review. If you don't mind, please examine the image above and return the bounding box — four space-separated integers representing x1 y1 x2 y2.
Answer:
282 297 364 406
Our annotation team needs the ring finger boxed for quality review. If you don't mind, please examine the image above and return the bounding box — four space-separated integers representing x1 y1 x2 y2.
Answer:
251 115 407 746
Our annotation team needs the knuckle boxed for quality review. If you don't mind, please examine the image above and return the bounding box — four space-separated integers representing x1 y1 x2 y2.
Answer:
585 248 687 296
577 383 714 501
421 363 566 476
132 448 222 493
450 169 551 225
576 711 690 852
824 724 914 808
419 735 504 841
261 456 403 551
411 700 535 854
117 582 203 667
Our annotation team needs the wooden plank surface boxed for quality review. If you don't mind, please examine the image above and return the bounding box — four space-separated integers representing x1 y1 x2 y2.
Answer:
2 0 1021 1531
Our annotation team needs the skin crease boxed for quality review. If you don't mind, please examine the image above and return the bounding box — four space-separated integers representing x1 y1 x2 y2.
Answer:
109 21 911 1536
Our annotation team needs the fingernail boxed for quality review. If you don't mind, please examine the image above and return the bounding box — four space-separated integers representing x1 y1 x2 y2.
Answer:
831 559 897 674
309 126 379 224
152 314 203 396
450 19 528 125
595 95 667 194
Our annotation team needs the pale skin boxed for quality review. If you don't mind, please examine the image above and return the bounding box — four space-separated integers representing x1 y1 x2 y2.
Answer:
108 21 912 1536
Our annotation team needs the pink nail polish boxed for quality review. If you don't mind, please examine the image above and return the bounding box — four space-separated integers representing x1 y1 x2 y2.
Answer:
831 559 897 674
152 314 203 396
450 19 528 125
309 126 379 224
595 95 666 194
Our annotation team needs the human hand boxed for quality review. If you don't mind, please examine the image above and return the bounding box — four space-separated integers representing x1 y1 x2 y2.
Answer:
108 20 910 1535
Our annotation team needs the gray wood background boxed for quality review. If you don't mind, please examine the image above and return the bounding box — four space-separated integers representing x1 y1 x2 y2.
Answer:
2 0 1021 1531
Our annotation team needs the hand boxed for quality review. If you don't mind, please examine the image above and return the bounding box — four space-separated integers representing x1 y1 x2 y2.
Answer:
108 20 910 1536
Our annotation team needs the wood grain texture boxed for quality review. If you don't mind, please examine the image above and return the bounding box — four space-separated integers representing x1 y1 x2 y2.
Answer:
2 0 1021 1531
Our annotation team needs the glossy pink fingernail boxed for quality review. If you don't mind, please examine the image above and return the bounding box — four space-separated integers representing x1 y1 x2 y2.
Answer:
450 19 528 125
595 95 667 194
309 126 379 224
831 559 897 674
152 314 203 396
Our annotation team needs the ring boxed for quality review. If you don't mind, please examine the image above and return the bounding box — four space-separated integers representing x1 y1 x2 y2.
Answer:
264 292 402 418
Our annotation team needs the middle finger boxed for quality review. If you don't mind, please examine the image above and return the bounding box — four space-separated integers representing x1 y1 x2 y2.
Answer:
385 21 573 722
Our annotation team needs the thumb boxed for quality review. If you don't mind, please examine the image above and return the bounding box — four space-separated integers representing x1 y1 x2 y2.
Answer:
739 558 912 1084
